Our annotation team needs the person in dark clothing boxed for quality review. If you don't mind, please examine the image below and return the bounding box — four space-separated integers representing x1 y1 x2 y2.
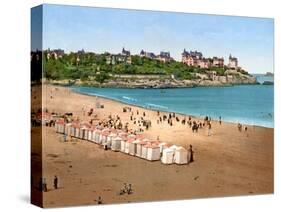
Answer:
127 184 133 194
54 175 58 189
188 145 194 164
97 196 103 204
219 116 222 125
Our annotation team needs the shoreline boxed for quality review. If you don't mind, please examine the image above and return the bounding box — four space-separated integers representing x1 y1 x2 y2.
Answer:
69 85 274 129
49 80 261 89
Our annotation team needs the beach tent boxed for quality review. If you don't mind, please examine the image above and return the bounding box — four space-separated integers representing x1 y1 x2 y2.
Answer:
174 146 188 165
146 144 161 161
79 127 87 139
129 139 139 156
87 128 93 141
111 136 122 151
107 133 117 147
59 121 65 134
70 123 76 137
81 123 91 140
74 125 80 138
120 135 128 153
101 131 110 145
55 121 59 132
83 128 89 140
136 139 148 158
65 123 72 136
141 142 151 159
125 138 135 154
161 148 175 164
88 127 95 142
94 129 101 144
36 112 51 126
55 120 65 134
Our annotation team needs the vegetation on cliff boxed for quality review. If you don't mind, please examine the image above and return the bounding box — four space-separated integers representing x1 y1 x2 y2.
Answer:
43 52 249 83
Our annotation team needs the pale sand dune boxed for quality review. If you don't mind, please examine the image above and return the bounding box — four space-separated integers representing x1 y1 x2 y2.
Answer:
32 84 273 207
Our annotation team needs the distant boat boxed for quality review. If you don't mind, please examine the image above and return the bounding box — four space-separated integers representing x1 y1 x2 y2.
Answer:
262 81 274 85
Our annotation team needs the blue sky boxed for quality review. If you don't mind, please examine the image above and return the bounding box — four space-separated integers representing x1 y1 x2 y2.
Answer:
39 4 274 74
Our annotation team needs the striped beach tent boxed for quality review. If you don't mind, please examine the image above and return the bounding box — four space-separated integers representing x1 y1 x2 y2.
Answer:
55 119 65 134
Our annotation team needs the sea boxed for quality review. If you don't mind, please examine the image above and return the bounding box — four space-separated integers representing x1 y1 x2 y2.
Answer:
72 75 274 128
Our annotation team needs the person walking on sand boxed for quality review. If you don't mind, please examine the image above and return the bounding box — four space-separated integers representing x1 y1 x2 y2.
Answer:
187 145 194 164
208 122 212 136
53 175 58 189
219 116 222 125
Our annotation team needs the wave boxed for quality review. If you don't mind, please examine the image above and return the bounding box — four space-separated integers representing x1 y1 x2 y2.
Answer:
122 96 137 102
145 103 168 109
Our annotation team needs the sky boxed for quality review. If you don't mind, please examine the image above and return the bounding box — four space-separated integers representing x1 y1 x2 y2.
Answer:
34 4 274 74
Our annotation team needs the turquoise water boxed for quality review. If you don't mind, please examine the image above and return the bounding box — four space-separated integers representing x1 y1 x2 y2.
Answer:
72 77 274 128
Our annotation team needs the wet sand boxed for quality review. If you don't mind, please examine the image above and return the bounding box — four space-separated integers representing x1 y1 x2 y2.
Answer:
31 84 273 207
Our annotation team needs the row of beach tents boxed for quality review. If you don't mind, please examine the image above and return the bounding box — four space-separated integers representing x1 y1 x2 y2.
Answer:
55 119 189 165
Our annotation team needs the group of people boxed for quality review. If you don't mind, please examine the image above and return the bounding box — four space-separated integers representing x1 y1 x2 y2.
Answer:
237 123 247 132
119 183 133 195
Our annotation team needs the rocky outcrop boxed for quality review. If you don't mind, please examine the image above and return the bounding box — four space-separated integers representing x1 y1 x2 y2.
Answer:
47 73 258 88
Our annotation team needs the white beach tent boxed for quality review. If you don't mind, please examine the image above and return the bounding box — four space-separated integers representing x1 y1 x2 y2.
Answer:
120 135 128 153
99 128 109 144
174 146 188 165
74 125 80 138
55 120 65 134
146 144 161 161
111 136 122 151
101 131 110 146
89 127 96 142
64 123 72 136
129 139 139 156
125 138 135 154
136 139 148 158
70 123 76 137
55 121 59 132
79 127 87 139
107 133 117 147
87 128 93 141
161 148 175 164
94 129 101 144
83 128 89 140
141 142 151 159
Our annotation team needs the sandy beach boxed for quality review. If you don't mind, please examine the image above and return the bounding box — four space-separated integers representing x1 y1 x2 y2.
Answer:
31 84 273 207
